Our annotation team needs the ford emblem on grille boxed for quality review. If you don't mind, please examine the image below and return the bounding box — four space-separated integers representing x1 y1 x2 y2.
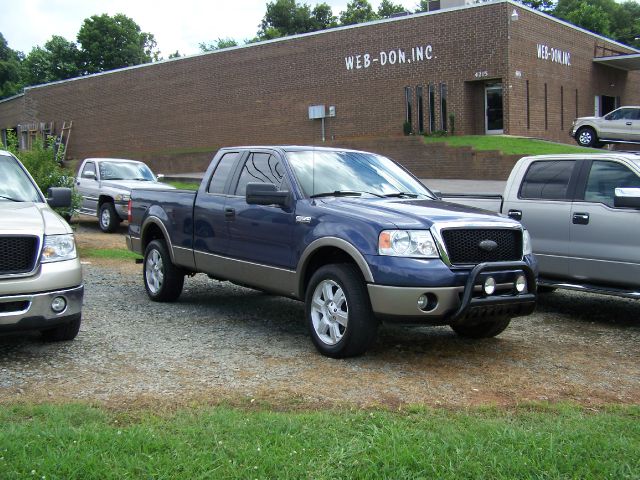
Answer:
479 240 498 252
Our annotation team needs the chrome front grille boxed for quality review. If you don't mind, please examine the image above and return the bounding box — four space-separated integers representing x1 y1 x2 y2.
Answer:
0 236 39 275
441 228 522 265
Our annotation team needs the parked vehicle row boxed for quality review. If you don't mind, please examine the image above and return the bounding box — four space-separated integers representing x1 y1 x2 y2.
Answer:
570 106 640 148
441 153 640 299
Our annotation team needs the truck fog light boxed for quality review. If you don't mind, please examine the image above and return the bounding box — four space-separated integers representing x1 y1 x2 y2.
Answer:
483 277 496 295
417 293 437 312
515 275 527 293
417 295 428 309
51 296 67 313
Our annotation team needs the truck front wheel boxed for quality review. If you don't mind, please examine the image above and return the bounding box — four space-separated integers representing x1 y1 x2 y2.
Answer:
144 239 184 302
99 202 121 233
305 264 378 358
576 127 598 148
450 317 511 339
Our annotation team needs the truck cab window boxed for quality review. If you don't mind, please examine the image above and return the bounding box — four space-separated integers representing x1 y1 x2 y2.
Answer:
584 161 640 207
82 162 96 179
519 160 575 200
234 153 286 196
208 152 239 194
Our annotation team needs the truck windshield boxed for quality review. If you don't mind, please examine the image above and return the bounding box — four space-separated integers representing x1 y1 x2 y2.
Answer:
0 154 42 203
286 150 434 199
99 162 156 181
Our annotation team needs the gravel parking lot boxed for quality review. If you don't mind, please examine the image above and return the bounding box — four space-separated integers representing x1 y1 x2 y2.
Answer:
1 220 639 408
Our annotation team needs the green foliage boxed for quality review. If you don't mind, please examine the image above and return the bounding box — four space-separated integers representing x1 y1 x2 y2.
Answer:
0 32 24 99
339 0 379 25
5 130 80 215
77 13 159 74
78 247 142 260
518 0 555 12
423 134 597 155
448 113 456 135
402 121 412 135
258 0 337 40
377 0 406 18
167 181 200 190
199 38 240 52
0 403 639 479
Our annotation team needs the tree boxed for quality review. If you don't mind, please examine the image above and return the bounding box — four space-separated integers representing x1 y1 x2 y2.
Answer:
339 0 379 25
0 33 24 99
77 13 158 73
377 0 406 18
259 0 314 38
23 36 80 86
518 0 555 12
311 3 338 30
199 38 239 52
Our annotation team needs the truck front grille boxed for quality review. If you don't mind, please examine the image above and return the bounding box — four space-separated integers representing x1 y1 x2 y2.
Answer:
0 236 39 275
442 229 522 266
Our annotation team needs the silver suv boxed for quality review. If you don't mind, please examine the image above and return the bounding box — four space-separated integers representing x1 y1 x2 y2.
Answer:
570 106 640 148
75 158 175 232
1 150 83 340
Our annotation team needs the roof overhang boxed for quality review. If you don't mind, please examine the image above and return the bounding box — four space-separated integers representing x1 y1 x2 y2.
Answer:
593 53 640 71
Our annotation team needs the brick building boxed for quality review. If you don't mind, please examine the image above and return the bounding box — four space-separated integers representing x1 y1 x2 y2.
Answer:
1 0 639 173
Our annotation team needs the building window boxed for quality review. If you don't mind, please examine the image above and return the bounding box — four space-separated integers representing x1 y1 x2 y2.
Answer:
440 83 447 132
544 83 548 130
429 84 436 133
416 86 424 134
526 80 530 130
560 86 564 130
404 87 413 130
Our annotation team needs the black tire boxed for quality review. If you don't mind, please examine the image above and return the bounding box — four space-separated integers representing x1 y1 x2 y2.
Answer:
576 127 598 148
450 316 511 339
143 239 184 302
305 263 378 358
98 202 121 233
41 314 81 342
537 285 557 294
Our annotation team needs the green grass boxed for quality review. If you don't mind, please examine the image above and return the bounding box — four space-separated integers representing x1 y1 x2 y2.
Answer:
167 180 200 190
423 134 596 155
0 403 638 479
78 247 141 260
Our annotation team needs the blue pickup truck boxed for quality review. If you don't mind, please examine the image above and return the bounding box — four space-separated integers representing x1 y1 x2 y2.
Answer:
126 146 537 357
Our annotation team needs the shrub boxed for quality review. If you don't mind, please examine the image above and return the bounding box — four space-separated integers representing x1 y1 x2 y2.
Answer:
403 121 412 135
448 113 456 135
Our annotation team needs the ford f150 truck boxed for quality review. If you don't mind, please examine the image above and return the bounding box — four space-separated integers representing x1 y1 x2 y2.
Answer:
126 146 537 357
76 157 175 233
1 150 83 340
442 153 640 299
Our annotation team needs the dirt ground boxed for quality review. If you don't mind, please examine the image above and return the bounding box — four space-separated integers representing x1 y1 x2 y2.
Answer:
1 217 638 409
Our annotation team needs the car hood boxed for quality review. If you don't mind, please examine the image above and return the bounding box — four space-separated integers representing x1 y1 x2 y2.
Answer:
576 116 599 121
314 197 512 229
0 201 71 236
101 180 176 191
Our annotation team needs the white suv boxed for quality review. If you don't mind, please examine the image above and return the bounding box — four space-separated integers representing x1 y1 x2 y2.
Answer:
570 106 640 148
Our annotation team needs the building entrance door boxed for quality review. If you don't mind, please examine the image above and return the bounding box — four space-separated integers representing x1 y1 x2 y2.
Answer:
485 83 504 134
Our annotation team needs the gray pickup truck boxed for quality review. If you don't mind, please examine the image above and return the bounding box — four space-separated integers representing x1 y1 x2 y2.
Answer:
1 150 83 340
75 158 174 232
444 153 640 299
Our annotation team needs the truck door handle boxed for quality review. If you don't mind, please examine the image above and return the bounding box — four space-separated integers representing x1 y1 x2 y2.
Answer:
507 209 522 221
572 212 589 225
224 207 235 219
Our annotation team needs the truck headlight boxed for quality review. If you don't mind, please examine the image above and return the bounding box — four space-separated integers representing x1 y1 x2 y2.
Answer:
523 229 532 256
41 234 77 263
115 193 130 202
379 230 439 258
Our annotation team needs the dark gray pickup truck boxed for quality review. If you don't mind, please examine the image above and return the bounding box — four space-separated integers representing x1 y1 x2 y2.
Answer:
127 146 537 357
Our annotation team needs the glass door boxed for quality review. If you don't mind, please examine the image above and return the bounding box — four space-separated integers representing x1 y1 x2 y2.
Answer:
485 83 504 134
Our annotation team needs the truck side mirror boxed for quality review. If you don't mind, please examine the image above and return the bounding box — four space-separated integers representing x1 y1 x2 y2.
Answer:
246 183 290 207
47 187 73 208
614 187 640 208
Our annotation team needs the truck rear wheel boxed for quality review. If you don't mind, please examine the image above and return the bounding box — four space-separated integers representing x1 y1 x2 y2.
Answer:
99 202 121 233
144 239 184 302
305 264 378 358
450 317 511 339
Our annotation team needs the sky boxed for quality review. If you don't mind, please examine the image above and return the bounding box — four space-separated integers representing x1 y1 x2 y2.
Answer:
1 0 420 58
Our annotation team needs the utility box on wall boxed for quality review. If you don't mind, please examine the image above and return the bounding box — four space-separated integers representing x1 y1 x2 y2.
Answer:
308 105 326 119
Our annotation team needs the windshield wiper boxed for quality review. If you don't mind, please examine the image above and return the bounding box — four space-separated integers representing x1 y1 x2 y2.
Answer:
384 192 419 198
0 195 22 202
310 190 384 199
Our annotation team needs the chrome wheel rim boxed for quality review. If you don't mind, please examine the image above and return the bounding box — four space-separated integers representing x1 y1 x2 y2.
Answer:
100 208 110 228
310 279 348 346
145 249 164 294
578 130 592 145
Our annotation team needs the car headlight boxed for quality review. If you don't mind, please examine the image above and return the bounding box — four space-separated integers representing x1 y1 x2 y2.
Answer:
523 229 532 256
115 193 130 202
41 234 77 263
379 230 439 258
